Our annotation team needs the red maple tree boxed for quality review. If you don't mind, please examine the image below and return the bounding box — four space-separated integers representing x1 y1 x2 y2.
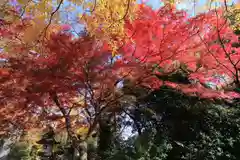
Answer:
121 5 240 99
0 17 124 136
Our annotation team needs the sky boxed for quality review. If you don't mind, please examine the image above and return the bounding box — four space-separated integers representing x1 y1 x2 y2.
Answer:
141 0 237 16
60 0 238 35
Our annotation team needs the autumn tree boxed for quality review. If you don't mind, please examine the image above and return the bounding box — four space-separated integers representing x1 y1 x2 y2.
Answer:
2 1 240 159
119 4 240 100
0 11 143 158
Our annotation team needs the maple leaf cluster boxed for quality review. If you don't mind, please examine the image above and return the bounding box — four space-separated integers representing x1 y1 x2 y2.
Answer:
121 5 240 99
0 27 120 134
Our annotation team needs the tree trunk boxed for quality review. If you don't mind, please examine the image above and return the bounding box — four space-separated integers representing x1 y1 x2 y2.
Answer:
79 140 88 160
97 112 115 159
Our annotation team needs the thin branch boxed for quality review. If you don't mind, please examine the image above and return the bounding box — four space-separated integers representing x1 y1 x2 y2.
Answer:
19 0 32 17
223 0 228 12
107 0 131 29
197 32 235 76
85 0 97 13
42 0 64 39
214 9 240 85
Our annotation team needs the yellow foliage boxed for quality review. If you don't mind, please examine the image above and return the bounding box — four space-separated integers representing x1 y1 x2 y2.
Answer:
80 0 138 54
163 0 180 5
23 16 46 43
226 4 240 30
72 96 85 106
76 126 89 137
17 0 29 5
23 128 43 145
12 0 138 55
0 4 19 23
20 0 56 23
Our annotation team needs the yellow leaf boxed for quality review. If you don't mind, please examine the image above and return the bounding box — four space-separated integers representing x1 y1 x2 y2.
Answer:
76 126 89 136
17 0 29 5
80 0 137 50
23 16 46 43
3 15 15 22
236 4 240 9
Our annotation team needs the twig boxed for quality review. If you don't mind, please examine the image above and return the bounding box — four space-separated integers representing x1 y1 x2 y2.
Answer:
42 0 64 39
